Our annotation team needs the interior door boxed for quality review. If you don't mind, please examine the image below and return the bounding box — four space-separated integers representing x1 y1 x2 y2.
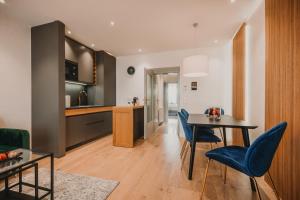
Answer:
144 70 155 139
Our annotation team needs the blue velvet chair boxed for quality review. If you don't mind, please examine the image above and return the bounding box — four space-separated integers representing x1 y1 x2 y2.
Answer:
178 111 221 170
200 122 287 200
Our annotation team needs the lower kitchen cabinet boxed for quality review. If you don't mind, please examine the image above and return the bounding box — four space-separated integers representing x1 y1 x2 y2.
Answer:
66 111 112 149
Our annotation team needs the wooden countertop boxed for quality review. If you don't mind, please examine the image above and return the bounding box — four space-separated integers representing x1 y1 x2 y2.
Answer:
65 106 113 117
113 105 144 110
65 105 144 117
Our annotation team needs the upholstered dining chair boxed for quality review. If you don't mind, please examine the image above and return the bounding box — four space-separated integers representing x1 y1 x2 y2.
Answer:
178 111 221 171
200 122 287 200
179 109 219 157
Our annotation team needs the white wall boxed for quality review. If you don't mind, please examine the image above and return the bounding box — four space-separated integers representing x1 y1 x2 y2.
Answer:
0 13 31 132
245 0 265 139
116 43 233 114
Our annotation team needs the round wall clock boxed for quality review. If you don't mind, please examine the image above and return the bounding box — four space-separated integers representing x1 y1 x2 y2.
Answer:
127 66 135 75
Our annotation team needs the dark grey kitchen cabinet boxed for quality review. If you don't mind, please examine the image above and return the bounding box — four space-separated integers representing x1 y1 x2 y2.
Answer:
88 51 116 106
32 21 66 158
65 37 94 84
66 111 112 149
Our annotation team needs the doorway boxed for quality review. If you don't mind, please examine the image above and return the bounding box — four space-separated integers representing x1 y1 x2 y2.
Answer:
167 83 179 119
144 67 180 139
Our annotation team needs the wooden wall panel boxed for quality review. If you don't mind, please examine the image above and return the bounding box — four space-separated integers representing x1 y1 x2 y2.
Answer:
265 0 300 199
232 24 246 145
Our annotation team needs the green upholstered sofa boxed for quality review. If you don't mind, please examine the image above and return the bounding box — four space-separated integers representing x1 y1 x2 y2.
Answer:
0 128 30 153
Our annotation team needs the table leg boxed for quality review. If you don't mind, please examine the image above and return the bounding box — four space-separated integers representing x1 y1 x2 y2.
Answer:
5 177 8 194
50 153 54 200
241 128 256 192
34 163 39 200
188 125 197 180
19 167 22 192
222 127 227 146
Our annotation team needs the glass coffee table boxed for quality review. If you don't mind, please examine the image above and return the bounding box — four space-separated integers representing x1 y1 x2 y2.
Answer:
0 148 54 200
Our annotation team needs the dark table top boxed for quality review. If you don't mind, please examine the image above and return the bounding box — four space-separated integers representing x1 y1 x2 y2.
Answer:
187 114 258 129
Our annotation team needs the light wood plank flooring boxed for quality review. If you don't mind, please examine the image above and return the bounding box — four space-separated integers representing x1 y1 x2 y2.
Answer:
44 119 275 199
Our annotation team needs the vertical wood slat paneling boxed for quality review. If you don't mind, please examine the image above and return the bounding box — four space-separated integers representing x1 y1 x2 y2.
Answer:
265 0 300 199
232 24 246 145
293 2 300 199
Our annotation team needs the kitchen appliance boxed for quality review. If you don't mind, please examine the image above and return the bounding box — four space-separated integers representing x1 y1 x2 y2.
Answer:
65 60 78 81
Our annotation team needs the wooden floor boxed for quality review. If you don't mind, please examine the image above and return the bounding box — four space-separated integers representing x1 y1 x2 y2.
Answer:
44 118 275 199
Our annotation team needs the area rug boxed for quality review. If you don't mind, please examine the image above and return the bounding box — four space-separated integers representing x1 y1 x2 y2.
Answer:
13 168 119 200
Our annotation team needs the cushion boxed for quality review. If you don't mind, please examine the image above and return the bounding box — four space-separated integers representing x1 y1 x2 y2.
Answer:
206 146 251 176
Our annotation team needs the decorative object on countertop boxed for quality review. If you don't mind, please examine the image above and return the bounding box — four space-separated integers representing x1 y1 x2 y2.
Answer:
127 66 135 75
12 168 119 200
207 107 222 121
132 97 139 106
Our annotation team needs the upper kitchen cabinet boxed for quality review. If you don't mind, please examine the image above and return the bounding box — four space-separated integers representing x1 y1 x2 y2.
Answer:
65 37 94 84
88 51 116 106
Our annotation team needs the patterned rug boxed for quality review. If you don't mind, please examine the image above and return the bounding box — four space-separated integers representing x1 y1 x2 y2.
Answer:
13 168 119 200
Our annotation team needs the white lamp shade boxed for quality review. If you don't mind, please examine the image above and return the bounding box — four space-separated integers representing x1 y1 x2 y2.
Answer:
182 55 209 77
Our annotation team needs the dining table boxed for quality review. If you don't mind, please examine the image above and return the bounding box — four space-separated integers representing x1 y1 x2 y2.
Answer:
187 114 258 191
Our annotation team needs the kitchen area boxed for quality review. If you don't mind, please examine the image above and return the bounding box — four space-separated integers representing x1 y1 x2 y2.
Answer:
31 21 144 157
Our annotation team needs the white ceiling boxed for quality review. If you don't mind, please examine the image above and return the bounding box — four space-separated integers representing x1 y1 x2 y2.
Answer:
0 0 261 56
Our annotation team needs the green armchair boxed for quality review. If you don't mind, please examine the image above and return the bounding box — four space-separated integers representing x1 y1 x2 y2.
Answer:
0 128 30 153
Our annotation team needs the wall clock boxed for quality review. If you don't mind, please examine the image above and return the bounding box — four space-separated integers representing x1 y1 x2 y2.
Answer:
127 66 135 75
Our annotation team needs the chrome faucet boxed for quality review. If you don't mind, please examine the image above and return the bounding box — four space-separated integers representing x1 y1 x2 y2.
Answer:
78 90 88 106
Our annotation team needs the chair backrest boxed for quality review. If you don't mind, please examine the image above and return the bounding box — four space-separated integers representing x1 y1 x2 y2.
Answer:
244 122 287 177
181 109 189 120
178 112 193 142
204 108 225 115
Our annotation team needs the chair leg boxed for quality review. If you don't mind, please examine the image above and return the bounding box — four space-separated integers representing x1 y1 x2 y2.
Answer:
251 177 262 200
200 159 211 200
210 143 213 150
224 166 227 184
181 145 189 170
267 171 280 200
180 140 188 158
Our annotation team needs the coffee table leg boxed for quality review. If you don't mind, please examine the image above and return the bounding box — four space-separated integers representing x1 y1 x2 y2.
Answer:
50 153 54 200
19 167 23 192
34 163 39 199
5 177 8 194
241 128 256 192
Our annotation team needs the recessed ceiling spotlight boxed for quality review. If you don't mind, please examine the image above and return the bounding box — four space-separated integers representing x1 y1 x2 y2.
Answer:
0 0 6 4
67 30 71 35
110 21 115 26
214 40 219 44
138 48 142 53
230 0 236 3
91 43 95 47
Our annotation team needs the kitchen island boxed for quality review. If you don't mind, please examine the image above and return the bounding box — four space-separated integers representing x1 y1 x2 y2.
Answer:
113 105 144 148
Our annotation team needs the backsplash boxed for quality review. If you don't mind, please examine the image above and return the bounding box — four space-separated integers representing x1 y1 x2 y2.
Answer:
65 83 88 106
